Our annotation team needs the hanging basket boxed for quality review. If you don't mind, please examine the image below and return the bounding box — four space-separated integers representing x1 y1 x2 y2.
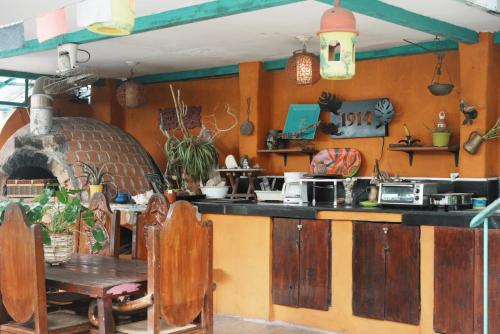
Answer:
116 80 146 108
43 234 74 266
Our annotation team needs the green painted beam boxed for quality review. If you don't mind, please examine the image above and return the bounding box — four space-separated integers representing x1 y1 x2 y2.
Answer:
357 39 458 60
316 0 478 44
0 69 43 80
494 31 500 44
135 64 239 84
0 0 303 60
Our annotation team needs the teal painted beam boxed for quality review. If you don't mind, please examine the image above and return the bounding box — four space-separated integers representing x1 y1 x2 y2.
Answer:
0 0 303 60
135 65 239 84
357 39 458 60
0 69 43 80
263 58 289 71
494 31 500 44
316 0 478 44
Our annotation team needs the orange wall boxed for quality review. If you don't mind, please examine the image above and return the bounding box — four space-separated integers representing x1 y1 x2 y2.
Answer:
121 76 241 172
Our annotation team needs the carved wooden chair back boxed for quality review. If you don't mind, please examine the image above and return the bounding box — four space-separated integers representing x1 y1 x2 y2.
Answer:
0 203 48 331
133 194 169 260
77 192 120 257
148 200 213 332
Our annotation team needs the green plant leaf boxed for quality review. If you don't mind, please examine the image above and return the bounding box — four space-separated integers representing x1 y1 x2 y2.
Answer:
92 228 106 242
82 209 95 228
56 187 69 204
63 198 81 224
91 242 103 253
42 229 51 245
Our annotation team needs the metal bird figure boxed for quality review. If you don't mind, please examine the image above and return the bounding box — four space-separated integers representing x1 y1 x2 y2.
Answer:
460 99 477 125
318 91 343 115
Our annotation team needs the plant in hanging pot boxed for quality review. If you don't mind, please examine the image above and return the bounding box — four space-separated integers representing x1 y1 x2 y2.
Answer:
77 161 114 199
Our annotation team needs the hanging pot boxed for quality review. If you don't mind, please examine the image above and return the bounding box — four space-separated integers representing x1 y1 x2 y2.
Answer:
428 83 454 96
463 131 484 154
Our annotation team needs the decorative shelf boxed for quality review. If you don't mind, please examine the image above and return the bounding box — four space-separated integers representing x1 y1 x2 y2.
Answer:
257 148 316 166
389 144 459 166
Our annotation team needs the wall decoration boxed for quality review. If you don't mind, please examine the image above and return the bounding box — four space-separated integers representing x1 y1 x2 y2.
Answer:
463 118 500 154
317 0 358 80
318 92 343 114
36 8 68 42
159 106 201 131
460 99 478 125
0 22 24 52
283 104 321 140
310 148 362 177
327 98 391 138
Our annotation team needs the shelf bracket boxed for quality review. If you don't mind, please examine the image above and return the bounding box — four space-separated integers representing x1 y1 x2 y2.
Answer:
407 152 414 166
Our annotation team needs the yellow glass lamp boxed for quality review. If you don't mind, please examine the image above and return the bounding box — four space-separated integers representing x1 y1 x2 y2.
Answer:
317 0 358 80
87 0 136 36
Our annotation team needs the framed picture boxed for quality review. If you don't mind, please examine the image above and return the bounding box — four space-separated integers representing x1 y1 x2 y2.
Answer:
283 104 320 140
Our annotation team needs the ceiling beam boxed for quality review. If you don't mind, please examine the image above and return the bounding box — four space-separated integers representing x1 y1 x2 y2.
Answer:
0 69 43 80
136 40 458 83
316 0 478 44
0 0 303 60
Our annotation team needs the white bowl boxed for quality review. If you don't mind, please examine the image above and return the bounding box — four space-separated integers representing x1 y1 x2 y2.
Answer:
201 186 229 199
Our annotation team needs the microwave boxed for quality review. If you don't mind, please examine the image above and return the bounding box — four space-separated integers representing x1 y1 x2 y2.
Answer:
378 182 438 206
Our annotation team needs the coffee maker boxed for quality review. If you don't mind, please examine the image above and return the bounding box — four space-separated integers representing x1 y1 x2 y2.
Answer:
282 172 308 204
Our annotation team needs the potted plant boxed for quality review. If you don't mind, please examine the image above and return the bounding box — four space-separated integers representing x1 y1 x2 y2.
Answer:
0 186 105 265
164 182 177 204
426 125 451 147
77 161 113 199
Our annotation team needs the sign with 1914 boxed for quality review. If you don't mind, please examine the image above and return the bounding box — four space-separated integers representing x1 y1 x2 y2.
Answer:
328 98 394 139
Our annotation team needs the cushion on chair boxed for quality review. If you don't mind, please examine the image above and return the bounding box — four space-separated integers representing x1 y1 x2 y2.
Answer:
0 311 91 333
116 319 197 334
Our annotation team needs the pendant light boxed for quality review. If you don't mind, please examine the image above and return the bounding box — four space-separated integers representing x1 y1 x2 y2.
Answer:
87 0 136 36
317 0 358 80
285 35 320 86
116 61 146 109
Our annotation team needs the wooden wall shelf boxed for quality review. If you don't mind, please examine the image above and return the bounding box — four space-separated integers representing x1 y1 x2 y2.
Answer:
389 145 459 166
257 148 316 166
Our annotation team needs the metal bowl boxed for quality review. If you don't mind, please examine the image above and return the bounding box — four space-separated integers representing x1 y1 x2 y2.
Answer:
428 83 454 96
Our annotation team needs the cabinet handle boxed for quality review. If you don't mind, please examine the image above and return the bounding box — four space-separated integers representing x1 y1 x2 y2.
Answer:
382 227 389 234
297 224 303 231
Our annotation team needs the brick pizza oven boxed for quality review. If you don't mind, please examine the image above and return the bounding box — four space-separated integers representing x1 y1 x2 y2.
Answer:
0 117 161 199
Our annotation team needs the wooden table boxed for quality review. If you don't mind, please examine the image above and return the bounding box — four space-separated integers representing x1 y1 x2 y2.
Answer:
45 254 147 334
216 168 264 198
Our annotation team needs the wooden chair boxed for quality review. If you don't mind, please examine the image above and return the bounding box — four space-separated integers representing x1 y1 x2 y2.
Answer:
132 194 169 260
0 203 91 334
77 192 120 257
114 200 214 334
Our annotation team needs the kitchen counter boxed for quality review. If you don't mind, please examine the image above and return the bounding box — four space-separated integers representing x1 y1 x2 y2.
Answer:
194 199 500 228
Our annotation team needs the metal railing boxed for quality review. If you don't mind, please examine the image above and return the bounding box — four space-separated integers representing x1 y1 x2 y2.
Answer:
469 197 500 334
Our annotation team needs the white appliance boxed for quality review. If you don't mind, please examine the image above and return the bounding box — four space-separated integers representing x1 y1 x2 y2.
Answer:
282 172 308 204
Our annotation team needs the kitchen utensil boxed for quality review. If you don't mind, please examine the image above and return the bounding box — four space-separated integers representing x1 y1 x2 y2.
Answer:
240 97 254 136
310 148 362 178
463 131 484 154
282 172 308 204
200 186 229 199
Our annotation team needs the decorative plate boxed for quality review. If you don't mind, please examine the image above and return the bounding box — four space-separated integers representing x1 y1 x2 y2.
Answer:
310 148 362 177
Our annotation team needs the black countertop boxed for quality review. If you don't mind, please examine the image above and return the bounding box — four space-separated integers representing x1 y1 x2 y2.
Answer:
194 200 500 229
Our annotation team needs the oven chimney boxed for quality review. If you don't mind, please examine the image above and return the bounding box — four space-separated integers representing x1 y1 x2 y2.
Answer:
30 77 54 135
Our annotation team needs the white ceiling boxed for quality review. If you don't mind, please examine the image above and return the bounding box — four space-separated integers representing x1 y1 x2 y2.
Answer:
0 0 498 79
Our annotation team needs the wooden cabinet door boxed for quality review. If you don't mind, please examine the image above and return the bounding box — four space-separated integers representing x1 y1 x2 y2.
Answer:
352 222 386 320
434 227 475 334
272 218 300 307
298 219 331 310
385 224 420 325
473 229 500 334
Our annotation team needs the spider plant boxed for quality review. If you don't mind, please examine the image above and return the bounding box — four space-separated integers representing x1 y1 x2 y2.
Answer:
77 161 113 185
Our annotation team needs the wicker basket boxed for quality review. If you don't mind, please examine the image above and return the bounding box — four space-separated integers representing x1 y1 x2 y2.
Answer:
43 234 74 265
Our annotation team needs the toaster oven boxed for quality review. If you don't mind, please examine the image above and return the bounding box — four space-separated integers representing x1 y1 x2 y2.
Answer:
378 182 438 206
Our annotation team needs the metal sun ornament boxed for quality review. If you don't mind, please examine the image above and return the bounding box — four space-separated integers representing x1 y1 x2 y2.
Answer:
317 0 358 80
285 36 320 86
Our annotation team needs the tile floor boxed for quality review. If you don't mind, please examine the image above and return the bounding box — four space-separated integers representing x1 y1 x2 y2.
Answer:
214 315 339 334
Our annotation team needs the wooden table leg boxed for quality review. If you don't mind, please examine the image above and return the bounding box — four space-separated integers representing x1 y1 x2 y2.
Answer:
97 297 114 334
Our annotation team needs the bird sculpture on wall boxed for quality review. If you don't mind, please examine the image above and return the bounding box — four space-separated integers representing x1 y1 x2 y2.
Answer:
318 91 343 136
460 99 477 125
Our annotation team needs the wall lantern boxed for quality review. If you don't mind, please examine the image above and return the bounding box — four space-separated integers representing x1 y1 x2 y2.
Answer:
317 0 358 80
285 35 320 86
87 0 136 36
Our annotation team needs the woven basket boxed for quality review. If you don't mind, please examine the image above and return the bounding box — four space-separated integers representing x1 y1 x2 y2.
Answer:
43 234 74 266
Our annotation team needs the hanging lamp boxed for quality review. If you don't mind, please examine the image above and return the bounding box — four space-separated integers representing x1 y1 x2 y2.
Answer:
116 61 146 109
285 35 320 86
87 0 136 36
317 0 358 80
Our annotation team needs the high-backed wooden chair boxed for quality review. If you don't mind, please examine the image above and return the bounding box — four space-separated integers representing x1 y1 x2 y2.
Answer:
0 203 91 334
77 192 120 257
115 201 213 334
133 194 169 260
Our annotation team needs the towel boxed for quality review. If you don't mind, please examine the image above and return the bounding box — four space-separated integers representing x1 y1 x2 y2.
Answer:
36 8 68 42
